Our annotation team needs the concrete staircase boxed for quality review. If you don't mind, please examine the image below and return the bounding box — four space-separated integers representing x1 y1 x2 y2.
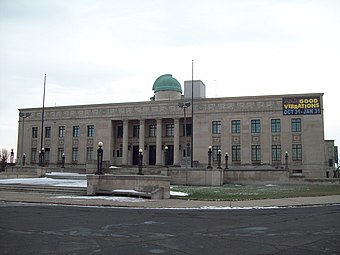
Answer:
0 183 86 195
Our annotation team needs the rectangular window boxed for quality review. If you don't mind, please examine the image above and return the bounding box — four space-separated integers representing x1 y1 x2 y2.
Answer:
212 146 221 161
271 119 281 133
45 127 51 138
31 148 37 162
291 118 301 132
87 147 93 161
231 120 241 134
44 148 50 162
133 125 140 137
272 145 281 161
166 124 174 137
212 121 221 134
251 119 261 133
72 147 78 161
87 125 94 137
232 145 241 161
251 145 261 161
59 126 65 138
149 124 156 137
117 126 123 138
32 127 38 138
182 124 192 136
73 126 80 137
292 144 302 161
183 143 191 157
58 148 64 161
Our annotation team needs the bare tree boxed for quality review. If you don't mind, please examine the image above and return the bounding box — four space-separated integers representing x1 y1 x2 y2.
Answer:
1 148 9 171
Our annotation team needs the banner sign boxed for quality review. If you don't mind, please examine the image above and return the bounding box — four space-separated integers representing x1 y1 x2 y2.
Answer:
282 96 321 115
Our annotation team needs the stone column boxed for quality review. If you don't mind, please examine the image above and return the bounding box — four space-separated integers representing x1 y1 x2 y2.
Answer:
139 119 145 151
156 119 162 165
173 118 180 166
122 120 129 165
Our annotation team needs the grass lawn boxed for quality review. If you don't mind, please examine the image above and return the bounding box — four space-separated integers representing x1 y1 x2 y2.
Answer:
171 184 340 201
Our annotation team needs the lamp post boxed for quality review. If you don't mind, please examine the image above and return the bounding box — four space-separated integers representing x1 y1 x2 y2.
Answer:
61 153 65 169
164 146 169 169
285 151 289 170
138 148 144 175
19 112 31 170
224 152 229 170
217 149 222 169
41 148 45 167
97 142 104 175
207 146 212 169
178 101 191 169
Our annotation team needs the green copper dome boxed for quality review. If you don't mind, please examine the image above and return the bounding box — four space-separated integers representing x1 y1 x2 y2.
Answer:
152 74 182 93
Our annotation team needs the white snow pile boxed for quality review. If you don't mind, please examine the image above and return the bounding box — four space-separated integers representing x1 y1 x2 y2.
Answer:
0 177 87 187
54 195 145 203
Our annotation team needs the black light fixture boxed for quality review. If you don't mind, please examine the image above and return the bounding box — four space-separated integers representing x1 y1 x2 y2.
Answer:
97 142 104 175
164 146 169 169
61 153 65 168
138 149 144 175
207 146 212 169
224 152 229 170
217 149 222 169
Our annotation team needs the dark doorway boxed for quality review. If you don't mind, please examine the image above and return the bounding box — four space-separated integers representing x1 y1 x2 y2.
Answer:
166 145 174 165
149 145 156 165
132 146 139 165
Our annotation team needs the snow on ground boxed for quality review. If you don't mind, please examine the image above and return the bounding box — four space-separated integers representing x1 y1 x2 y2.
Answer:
54 195 145 203
46 172 87 177
169 191 188 197
0 177 87 187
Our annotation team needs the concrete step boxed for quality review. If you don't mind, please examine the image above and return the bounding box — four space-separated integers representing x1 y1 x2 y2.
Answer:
0 184 86 195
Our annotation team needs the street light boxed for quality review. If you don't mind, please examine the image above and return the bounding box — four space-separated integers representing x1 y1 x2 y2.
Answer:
41 148 45 167
138 148 144 175
178 101 191 169
224 152 229 170
19 112 31 170
61 153 65 169
217 149 222 169
97 142 104 175
23 153 26 166
164 146 169 169
207 146 212 169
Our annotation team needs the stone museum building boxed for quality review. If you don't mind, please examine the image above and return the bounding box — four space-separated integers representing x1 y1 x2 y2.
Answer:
17 74 335 179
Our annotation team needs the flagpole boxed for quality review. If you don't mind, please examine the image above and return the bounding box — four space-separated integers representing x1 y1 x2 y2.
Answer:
40 74 46 166
191 60 194 168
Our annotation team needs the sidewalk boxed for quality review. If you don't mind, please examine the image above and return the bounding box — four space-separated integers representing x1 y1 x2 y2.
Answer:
1 190 339 209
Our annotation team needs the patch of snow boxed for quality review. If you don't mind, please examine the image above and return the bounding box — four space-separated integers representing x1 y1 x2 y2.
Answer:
113 189 146 195
264 184 278 187
170 191 188 197
54 195 145 202
200 206 280 210
46 172 86 176
109 166 121 169
0 177 87 187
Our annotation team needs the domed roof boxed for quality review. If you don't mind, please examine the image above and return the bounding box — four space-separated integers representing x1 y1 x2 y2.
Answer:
152 74 182 93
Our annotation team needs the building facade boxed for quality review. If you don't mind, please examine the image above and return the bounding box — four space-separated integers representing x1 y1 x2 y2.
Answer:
17 74 334 178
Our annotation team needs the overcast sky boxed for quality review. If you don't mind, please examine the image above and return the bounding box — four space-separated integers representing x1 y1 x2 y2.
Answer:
1 0 339 155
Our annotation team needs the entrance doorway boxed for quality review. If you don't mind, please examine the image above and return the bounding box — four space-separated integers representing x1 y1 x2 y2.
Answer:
165 145 174 165
149 145 156 165
132 146 139 165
